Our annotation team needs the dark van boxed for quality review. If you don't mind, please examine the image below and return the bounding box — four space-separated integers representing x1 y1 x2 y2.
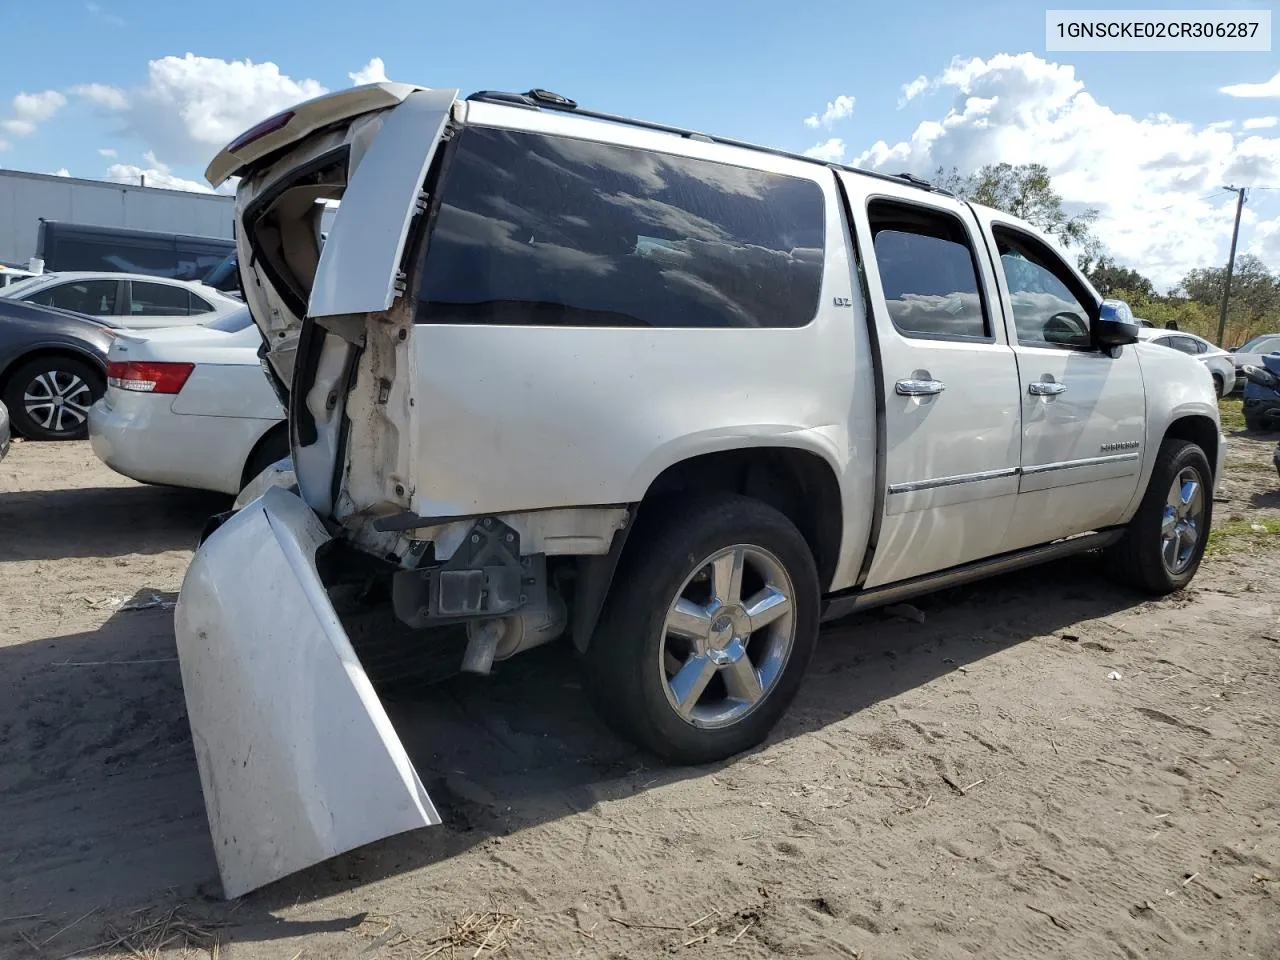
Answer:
36 220 238 292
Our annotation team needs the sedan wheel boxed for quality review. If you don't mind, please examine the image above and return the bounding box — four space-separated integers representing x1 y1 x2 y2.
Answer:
2 356 105 440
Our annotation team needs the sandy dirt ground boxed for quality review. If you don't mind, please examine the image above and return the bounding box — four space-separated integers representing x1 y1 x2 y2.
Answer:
2 418 1279 960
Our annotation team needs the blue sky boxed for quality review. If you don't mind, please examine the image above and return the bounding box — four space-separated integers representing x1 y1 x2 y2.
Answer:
2 0 1279 288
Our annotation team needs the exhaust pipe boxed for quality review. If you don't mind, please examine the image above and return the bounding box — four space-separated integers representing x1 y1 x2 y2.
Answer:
461 590 568 675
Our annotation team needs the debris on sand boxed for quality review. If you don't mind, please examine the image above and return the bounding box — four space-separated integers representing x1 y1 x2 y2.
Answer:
885 603 926 624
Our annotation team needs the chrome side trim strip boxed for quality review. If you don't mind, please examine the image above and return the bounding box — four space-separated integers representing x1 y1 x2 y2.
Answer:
888 452 1140 495
888 466 1020 495
1020 452 1140 476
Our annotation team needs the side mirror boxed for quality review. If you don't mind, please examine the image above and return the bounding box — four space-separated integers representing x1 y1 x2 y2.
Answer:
1096 299 1140 347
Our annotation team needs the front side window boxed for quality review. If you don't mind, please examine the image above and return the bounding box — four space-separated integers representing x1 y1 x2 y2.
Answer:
28 279 118 315
993 227 1094 349
416 127 826 329
130 281 191 316
867 200 989 340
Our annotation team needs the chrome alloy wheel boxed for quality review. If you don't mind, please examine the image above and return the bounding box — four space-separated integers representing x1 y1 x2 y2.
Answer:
1161 466 1205 575
659 544 796 729
24 369 93 434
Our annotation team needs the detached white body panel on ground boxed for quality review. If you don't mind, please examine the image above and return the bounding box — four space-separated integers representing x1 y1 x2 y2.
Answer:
174 487 438 898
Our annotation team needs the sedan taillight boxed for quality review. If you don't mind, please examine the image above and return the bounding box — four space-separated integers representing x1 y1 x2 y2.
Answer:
107 360 195 394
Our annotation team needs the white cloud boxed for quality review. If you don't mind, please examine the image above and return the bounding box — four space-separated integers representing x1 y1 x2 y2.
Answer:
349 57 388 86
50 168 71 177
899 75 930 106
97 54 327 167
2 90 67 138
803 138 846 162
804 94 854 130
73 83 129 111
106 156 214 193
1221 70 1280 99
14 90 67 123
1243 116 1279 130
1251 215 1280 265
98 147 117 157
852 52 1280 290
1206 120 1233 132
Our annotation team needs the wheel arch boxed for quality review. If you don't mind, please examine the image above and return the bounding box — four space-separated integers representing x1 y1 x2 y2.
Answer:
1163 414 1219 480
0 345 106 396
573 446 844 653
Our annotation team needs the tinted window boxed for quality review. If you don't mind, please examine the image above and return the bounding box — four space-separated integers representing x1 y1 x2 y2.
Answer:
1164 336 1199 355
46 237 227 281
188 293 215 315
28 279 118 315
416 127 825 329
130 281 191 316
867 201 988 340
993 228 1093 349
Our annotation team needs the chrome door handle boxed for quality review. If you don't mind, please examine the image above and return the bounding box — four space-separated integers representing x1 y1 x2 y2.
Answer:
895 378 946 397
1028 381 1067 396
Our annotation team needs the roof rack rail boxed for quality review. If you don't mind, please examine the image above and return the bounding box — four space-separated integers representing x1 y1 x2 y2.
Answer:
464 89 954 197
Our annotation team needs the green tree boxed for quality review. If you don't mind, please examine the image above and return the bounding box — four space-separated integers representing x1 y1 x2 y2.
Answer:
1176 254 1280 326
936 162 1100 253
1079 255 1155 300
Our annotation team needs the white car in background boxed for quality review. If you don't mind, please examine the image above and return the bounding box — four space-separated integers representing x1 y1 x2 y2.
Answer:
1136 327 1237 397
0 271 243 329
87 307 287 494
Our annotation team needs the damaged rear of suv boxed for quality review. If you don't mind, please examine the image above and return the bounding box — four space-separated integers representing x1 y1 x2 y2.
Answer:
179 82 855 897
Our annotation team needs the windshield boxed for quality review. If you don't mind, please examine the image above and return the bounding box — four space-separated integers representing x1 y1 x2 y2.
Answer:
1239 334 1280 353
202 252 241 293
204 307 254 333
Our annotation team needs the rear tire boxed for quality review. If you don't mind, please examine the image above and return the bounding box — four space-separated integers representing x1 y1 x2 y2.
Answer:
582 494 820 765
1244 410 1268 433
1106 439 1212 595
1212 372 1225 397
2 355 104 441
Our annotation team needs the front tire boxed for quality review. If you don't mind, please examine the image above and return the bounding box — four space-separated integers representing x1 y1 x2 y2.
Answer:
2 355 104 441
583 494 820 765
1212 372 1225 397
1107 439 1213 595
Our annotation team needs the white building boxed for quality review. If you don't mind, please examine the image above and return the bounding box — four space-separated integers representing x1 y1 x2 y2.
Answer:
0 168 233 265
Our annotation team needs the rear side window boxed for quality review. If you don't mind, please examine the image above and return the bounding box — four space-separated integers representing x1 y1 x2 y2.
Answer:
189 293 215 315
130 281 192 316
415 127 825 328
867 200 989 340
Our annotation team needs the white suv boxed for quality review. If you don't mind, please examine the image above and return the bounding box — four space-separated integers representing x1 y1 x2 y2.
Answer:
176 83 1225 898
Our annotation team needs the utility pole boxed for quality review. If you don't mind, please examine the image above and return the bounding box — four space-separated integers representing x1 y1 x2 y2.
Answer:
1216 185 1247 347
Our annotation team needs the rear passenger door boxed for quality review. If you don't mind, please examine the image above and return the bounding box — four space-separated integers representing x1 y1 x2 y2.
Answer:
837 175 1022 587
123 280 199 328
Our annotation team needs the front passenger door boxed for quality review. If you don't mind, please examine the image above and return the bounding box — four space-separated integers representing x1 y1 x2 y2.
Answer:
978 217 1146 551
